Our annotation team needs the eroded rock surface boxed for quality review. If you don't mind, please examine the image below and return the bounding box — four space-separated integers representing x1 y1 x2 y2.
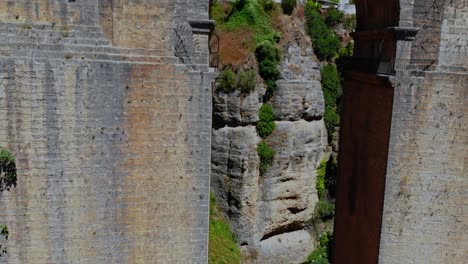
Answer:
211 126 262 245
271 80 325 121
213 89 261 126
259 120 327 239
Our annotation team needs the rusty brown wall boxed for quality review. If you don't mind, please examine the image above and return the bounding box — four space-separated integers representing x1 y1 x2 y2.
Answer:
333 72 395 264
0 1 215 263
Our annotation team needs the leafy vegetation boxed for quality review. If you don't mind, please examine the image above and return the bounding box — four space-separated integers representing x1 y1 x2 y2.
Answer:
209 193 241 264
320 64 342 142
305 7 341 60
237 70 257 93
218 68 237 93
324 8 344 27
281 0 297 15
259 0 276 12
344 14 357 31
255 41 281 98
257 103 276 138
315 157 337 220
314 200 335 220
220 0 280 44
316 159 327 200
338 41 354 57
306 232 333 264
321 63 342 107
258 140 275 175
217 68 256 94
0 148 16 192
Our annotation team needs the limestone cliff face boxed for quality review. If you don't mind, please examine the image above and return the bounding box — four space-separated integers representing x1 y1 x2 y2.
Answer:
211 40 327 263
0 1 215 263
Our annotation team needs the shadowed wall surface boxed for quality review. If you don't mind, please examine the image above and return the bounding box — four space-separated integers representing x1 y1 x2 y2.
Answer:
333 73 394 264
0 1 215 263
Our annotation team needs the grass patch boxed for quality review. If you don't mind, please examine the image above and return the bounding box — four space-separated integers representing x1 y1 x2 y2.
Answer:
209 193 241 264
223 0 280 44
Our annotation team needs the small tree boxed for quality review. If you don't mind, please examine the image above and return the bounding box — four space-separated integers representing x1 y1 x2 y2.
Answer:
281 0 297 15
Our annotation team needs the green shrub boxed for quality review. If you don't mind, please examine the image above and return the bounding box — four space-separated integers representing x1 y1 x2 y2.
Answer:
258 59 280 81
316 159 327 200
258 141 275 175
238 70 257 93
305 8 341 60
338 41 354 57
257 103 276 138
255 41 280 63
315 200 335 220
259 0 276 12
209 193 241 264
305 0 322 12
324 107 340 141
0 147 17 192
281 0 297 15
325 8 344 27
217 68 257 94
320 64 342 108
218 68 237 93
255 41 280 99
306 233 332 264
320 64 342 142
315 35 341 61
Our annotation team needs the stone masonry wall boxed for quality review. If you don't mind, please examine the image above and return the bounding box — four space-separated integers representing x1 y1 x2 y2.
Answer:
379 1 468 263
0 1 215 263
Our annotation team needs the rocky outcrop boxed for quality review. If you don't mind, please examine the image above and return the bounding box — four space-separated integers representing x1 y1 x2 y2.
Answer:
210 32 328 263
213 89 261 126
271 80 324 121
259 120 327 239
211 125 261 245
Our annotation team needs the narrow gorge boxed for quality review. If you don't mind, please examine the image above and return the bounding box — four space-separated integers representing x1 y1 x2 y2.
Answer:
209 2 342 262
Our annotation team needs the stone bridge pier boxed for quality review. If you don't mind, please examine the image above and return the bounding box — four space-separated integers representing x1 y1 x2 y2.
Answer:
0 1 216 263
333 0 467 263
